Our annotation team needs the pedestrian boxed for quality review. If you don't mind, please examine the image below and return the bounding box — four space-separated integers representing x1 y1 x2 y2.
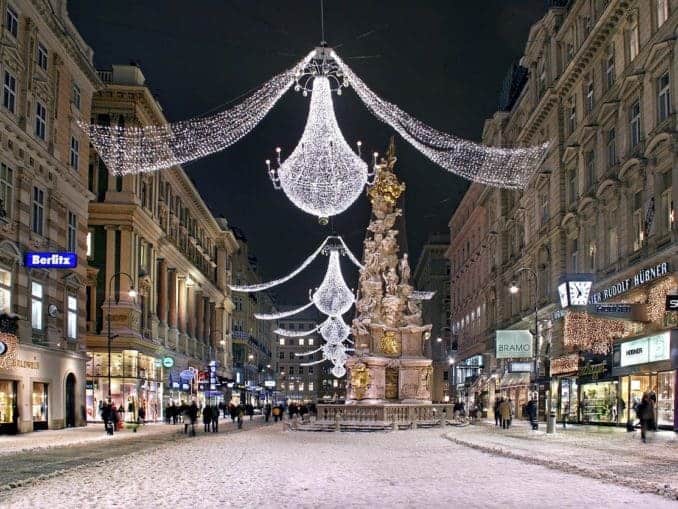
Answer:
211 405 219 432
203 405 212 432
563 400 570 429
526 398 538 431
229 403 237 422
499 399 511 429
636 392 655 443
246 403 254 421
508 398 515 427
264 403 271 423
188 401 198 436
272 405 280 422
494 398 501 426
138 406 146 425
101 401 114 435
237 406 244 429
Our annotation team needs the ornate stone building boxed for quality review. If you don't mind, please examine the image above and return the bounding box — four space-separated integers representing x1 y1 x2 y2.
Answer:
230 226 276 406
0 0 99 433
449 0 678 427
413 233 451 402
84 65 238 421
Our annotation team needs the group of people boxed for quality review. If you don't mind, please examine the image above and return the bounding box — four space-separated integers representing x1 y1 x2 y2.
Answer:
494 397 519 430
100 401 147 434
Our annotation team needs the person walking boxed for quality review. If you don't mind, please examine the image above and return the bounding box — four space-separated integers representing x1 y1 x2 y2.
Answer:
202 405 212 433
508 398 515 428
636 393 655 443
264 403 272 423
138 406 146 425
246 403 254 421
499 398 511 430
237 405 244 429
188 401 198 436
526 398 538 431
494 398 501 426
211 405 219 432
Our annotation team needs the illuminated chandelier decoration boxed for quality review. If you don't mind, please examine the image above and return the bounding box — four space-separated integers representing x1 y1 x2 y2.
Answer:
312 248 355 317
80 46 549 211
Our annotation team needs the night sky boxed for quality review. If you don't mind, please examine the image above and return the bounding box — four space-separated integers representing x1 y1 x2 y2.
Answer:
68 0 544 302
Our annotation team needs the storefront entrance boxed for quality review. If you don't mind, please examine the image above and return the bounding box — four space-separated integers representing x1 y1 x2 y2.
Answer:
32 382 48 431
619 371 675 428
0 379 17 434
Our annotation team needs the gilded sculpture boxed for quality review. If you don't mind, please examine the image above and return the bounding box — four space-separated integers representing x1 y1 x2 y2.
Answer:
350 362 371 399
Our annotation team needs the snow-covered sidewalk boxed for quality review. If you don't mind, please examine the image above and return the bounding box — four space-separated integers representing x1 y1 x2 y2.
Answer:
446 421 678 500
1 426 675 508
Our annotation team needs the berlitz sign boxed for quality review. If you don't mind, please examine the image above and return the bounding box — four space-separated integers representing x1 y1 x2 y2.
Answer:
24 252 77 269
496 330 533 359
589 262 668 304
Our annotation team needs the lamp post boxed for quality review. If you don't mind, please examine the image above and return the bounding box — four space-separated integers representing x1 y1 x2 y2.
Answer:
107 272 137 403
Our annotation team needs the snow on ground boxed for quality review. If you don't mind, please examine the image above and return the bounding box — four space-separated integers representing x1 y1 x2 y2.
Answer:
1 426 675 509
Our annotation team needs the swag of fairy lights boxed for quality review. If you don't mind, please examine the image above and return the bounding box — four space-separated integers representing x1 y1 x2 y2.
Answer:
81 46 549 217
229 237 358 377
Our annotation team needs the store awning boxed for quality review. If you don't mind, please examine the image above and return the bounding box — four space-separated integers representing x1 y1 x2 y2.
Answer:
500 372 531 388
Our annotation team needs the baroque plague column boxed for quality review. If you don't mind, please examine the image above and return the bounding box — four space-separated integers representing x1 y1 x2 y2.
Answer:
347 141 433 404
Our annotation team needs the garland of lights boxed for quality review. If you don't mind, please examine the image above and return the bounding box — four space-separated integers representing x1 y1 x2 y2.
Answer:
81 46 548 195
253 301 315 320
312 249 355 317
274 324 321 337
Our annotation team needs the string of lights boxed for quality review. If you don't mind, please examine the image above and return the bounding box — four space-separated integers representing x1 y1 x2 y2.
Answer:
312 249 355 317
273 324 321 337
332 51 549 189
79 52 314 174
253 301 315 320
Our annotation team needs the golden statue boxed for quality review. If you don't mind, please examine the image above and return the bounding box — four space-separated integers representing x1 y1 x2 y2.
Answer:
379 330 400 356
350 362 371 399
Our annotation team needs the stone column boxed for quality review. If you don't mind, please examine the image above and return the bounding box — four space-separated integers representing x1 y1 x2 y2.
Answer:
177 276 186 333
209 301 217 351
157 258 168 324
167 268 177 328
203 298 212 343
195 290 204 341
187 286 195 339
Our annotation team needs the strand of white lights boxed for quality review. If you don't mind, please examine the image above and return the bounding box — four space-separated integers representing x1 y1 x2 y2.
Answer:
229 237 330 293
337 236 364 270
312 249 355 317
332 52 549 189
268 76 368 221
254 301 315 320
80 52 314 174
294 347 323 357
273 324 320 337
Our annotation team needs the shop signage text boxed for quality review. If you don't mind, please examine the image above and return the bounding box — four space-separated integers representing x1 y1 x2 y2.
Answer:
496 330 533 359
24 252 77 269
509 362 532 373
550 354 579 375
1 358 40 370
264 380 276 388
179 369 195 380
619 332 671 367
162 357 175 368
461 355 483 367
666 295 678 311
589 262 669 304
578 362 606 380
586 303 648 322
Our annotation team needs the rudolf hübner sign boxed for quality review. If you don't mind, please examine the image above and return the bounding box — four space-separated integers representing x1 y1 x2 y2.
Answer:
496 330 533 359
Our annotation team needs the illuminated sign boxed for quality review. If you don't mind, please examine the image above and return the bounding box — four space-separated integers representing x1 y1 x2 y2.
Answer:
264 380 276 388
509 362 532 373
179 369 195 380
162 357 175 368
24 252 77 269
496 330 533 359
666 295 678 311
550 354 579 375
589 262 669 304
620 332 671 367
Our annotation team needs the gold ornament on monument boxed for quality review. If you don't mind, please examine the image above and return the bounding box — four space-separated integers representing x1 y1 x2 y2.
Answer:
379 330 400 356
368 139 406 207
350 362 371 399
385 368 399 399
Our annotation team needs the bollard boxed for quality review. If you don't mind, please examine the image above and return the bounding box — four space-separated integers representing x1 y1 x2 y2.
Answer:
546 411 556 434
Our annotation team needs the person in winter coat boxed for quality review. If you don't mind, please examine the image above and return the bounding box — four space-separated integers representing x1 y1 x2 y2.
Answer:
211 405 219 432
494 399 502 426
499 399 511 429
202 405 212 432
229 403 237 422
264 403 272 422
526 398 538 430
272 405 281 422
636 393 655 443
188 401 198 436
246 403 254 420
237 405 245 429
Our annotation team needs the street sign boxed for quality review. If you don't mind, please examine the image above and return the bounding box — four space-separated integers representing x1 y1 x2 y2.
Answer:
162 357 175 368
666 295 678 311
179 369 195 380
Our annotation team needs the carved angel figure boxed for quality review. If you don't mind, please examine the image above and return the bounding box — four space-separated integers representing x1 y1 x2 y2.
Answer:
383 267 399 295
399 253 411 285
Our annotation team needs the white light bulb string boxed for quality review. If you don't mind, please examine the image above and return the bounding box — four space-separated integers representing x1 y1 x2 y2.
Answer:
253 301 315 320
274 324 321 337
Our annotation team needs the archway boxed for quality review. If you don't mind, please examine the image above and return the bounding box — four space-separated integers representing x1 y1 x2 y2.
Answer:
65 373 76 427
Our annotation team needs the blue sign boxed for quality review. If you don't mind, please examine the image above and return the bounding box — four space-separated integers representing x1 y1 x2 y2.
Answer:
24 252 77 269
180 369 195 381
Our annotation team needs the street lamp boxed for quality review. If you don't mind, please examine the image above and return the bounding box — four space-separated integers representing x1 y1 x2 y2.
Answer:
507 267 539 376
107 272 137 403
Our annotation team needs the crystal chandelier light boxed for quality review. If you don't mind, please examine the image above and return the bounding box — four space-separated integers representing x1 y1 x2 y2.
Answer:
267 75 368 223
311 248 355 317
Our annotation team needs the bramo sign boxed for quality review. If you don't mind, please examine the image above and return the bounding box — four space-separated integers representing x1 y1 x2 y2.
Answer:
496 330 533 359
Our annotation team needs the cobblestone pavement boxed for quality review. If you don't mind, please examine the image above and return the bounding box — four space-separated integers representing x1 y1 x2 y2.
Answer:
0 416 268 491
446 421 678 499
1 426 675 508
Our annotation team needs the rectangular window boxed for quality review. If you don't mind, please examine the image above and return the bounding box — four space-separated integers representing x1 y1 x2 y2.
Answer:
308 337 314 346
32 186 44 235
629 100 641 148
67 211 76 251
0 268 11 312
657 0 669 27
0 162 13 219
607 225 618 265
585 150 595 190
633 191 644 250
607 128 616 166
629 22 639 61
568 96 576 134
288 352 294 360
568 168 578 205
86 231 92 258
279 337 285 346
71 83 81 110
298 338 304 346
658 72 671 123
31 281 43 330
308 382 314 391
288 367 294 375
539 190 548 225
278 351 284 360
586 80 594 113
299 383 304 392
67 295 77 339
605 44 615 89
308 366 314 375
37 42 48 71
3 71 16 113
5 6 18 38
659 172 673 235
69 136 79 169
35 101 46 140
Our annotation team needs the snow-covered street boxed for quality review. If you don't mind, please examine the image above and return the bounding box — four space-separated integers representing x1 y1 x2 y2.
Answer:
1 425 675 509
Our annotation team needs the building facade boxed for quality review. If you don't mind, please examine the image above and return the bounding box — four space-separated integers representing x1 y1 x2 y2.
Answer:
230 227 276 406
413 233 452 402
84 65 237 422
0 0 99 434
449 0 678 428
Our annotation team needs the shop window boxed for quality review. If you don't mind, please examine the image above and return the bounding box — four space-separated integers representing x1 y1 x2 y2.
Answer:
67 295 77 340
31 281 43 330
580 381 619 424
0 267 11 313
657 371 675 427
32 382 48 426
0 380 17 427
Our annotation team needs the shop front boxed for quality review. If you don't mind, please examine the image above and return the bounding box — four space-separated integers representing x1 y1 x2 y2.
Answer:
612 331 677 430
0 340 86 434
550 353 579 423
85 350 163 423
499 372 531 419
